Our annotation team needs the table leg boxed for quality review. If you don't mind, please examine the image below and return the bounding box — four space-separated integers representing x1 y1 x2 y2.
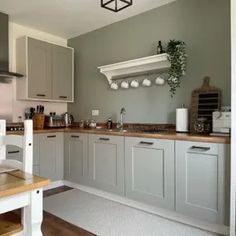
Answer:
22 188 43 236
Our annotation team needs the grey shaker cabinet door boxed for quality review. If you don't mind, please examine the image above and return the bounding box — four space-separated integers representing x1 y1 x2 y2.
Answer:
125 137 175 210
28 37 52 99
88 134 125 195
52 45 73 101
39 133 64 181
64 133 88 184
176 141 230 225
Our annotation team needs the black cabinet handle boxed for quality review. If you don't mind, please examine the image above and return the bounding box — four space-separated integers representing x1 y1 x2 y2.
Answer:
8 150 20 154
190 146 210 151
71 135 79 138
47 135 56 138
59 96 68 99
36 94 46 97
99 138 110 141
139 141 154 146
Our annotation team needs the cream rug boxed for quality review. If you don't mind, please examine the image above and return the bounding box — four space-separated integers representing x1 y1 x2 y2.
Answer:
44 189 218 236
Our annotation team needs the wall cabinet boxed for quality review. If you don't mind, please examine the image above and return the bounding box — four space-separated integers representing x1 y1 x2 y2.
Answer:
176 141 230 225
125 137 175 210
16 36 74 102
88 134 125 195
38 133 64 181
64 133 88 184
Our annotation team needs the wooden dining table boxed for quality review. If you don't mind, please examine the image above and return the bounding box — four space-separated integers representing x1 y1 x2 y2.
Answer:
0 170 49 236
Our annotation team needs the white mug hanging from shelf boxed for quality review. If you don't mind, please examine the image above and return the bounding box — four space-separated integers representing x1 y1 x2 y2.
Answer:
155 75 165 85
142 78 152 87
130 80 139 88
121 81 129 89
110 82 118 90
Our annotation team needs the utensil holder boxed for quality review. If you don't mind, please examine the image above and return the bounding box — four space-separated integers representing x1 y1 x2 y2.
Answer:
33 113 45 130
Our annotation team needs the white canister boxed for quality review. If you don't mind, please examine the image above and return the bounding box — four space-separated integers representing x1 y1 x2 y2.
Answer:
176 106 189 132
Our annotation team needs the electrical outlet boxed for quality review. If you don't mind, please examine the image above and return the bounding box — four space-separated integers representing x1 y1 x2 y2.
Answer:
92 110 99 116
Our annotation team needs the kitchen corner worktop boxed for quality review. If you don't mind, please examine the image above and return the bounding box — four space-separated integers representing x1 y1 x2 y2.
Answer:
7 127 230 144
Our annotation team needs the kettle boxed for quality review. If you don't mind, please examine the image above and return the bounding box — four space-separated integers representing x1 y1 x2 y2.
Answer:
63 112 74 127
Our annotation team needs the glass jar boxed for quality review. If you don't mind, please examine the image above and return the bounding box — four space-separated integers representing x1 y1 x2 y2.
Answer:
194 117 211 134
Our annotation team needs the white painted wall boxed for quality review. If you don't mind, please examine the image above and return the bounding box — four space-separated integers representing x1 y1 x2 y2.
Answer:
0 22 68 122
230 0 236 235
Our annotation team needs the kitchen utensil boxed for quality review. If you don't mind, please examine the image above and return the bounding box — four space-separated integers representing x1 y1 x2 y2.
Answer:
33 113 45 130
142 78 152 87
110 82 118 90
78 120 84 128
121 81 129 89
89 120 97 128
45 113 66 128
155 76 165 85
63 112 74 127
130 80 139 88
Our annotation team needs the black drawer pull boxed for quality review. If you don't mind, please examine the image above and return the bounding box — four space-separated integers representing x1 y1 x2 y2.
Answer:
99 138 110 141
71 135 79 138
47 135 56 138
139 141 154 146
8 150 20 154
36 94 46 97
59 96 68 99
190 146 210 151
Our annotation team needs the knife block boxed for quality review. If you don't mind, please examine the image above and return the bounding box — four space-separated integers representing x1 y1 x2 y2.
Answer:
33 113 45 130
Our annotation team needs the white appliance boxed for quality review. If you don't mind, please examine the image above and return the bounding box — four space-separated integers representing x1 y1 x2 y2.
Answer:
176 105 189 133
213 111 231 134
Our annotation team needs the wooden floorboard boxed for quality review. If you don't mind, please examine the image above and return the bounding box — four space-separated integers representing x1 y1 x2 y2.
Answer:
44 185 73 197
42 211 95 236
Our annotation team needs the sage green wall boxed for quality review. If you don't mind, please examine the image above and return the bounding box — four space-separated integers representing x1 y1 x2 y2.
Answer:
68 0 230 123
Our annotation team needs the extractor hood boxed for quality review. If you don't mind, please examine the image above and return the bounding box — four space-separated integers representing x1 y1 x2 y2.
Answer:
0 12 23 79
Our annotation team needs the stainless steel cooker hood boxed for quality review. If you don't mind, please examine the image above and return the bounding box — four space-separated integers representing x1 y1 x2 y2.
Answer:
0 12 23 79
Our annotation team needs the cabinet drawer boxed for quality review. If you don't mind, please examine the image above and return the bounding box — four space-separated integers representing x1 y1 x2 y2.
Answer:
6 145 22 162
182 141 218 155
91 134 123 144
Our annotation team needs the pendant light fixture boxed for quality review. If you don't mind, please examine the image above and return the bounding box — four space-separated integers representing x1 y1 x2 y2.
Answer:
101 0 133 12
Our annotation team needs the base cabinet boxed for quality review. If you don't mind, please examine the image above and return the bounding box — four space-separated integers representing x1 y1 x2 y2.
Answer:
125 137 175 210
38 133 64 181
64 133 88 184
176 141 230 225
88 134 125 195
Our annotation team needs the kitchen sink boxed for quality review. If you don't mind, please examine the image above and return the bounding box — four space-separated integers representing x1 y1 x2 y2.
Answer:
96 127 128 133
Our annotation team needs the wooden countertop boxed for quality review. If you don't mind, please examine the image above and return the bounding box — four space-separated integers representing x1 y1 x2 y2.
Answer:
7 127 230 144
0 170 49 198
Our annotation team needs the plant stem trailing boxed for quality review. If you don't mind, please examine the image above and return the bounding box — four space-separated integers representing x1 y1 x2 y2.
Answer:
166 40 187 97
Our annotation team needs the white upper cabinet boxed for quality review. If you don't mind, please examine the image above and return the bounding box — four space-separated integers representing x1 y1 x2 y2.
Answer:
16 36 74 102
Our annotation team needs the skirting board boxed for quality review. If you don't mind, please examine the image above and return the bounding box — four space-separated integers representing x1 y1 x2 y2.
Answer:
43 180 64 191
63 180 229 236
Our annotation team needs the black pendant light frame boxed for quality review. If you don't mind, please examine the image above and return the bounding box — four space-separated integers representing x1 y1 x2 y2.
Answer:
101 0 133 12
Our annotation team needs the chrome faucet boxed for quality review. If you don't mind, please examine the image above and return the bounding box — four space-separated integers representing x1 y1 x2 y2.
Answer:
119 107 126 130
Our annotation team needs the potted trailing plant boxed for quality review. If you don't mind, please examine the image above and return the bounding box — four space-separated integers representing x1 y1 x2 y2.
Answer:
166 40 187 96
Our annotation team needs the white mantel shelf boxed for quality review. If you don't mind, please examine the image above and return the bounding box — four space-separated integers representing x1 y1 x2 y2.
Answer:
98 53 171 84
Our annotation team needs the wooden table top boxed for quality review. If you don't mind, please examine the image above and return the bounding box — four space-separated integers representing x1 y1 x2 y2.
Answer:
0 170 49 198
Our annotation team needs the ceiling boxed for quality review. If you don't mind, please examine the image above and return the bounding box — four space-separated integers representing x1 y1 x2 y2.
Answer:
0 0 176 39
